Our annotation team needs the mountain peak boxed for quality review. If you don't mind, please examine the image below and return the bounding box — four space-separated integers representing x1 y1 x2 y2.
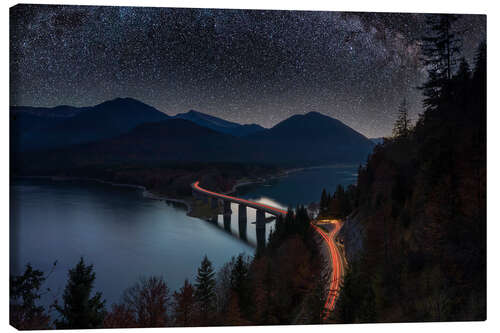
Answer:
98 97 148 107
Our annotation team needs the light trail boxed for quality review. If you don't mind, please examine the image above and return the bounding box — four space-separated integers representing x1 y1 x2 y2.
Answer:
192 181 288 215
311 220 343 319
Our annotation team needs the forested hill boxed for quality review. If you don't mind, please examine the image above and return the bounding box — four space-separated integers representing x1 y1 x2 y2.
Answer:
329 18 486 323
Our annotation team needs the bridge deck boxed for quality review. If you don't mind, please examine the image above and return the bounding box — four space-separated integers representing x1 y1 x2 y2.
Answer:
192 181 287 216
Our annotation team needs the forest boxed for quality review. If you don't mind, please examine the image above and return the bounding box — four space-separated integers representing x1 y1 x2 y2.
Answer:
320 14 486 323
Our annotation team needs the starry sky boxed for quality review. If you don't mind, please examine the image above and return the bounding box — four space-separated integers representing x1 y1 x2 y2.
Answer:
10 5 485 137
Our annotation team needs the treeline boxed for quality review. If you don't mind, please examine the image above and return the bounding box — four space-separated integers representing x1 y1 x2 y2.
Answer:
333 14 486 323
318 185 356 219
10 206 329 329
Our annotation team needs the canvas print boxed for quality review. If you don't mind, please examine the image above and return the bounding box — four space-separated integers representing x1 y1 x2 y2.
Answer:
9 4 486 329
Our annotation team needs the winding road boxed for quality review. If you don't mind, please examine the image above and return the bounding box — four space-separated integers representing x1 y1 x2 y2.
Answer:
311 219 344 319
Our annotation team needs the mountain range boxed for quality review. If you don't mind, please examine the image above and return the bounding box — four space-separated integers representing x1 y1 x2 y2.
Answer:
11 97 375 171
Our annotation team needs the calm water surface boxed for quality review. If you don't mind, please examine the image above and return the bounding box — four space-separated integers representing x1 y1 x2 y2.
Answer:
10 165 357 308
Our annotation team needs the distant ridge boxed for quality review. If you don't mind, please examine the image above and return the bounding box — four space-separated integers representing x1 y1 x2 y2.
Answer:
173 110 264 137
14 105 375 171
11 97 170 152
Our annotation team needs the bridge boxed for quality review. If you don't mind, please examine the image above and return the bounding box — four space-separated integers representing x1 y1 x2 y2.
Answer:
191 181 287 248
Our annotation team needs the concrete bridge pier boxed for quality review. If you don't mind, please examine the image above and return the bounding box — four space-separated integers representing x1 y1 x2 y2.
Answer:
238 204 248 240
223 213 231 232
223 200 232 214
238 204 247 223
256 223 266 250
238 220 247 241
256 209 266 229
256 209 266 250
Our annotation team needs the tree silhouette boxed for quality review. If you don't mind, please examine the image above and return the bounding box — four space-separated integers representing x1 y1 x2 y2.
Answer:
53 257 105 329
194 255 217 324
122 276 170 327
392 99 411 138
230 254 251 318
10 264 51 329
172 279 195 326
419 14 462 110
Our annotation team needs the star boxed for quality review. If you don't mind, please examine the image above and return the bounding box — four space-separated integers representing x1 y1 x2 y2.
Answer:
10 5 485 137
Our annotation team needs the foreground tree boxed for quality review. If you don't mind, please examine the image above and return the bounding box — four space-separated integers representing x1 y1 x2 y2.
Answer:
419 14 462 110
194 256 217 324
103 304 136 328
172 279 195 326
230 254 252 317
123 276 170 327
53 258 105 329
10 264 51 329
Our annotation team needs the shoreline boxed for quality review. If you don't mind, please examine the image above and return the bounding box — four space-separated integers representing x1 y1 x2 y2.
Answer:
224 163 358 196
13 175 193 214
14 163 357 216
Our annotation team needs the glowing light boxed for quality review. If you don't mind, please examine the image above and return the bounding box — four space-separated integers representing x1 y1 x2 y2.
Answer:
192 181 288 215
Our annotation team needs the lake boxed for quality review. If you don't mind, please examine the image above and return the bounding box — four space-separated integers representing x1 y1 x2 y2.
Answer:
10 165 357 309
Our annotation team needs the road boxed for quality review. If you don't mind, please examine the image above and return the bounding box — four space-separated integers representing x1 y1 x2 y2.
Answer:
311 219 344 319
192 181 288 216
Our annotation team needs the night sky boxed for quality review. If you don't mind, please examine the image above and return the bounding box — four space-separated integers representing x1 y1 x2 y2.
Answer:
10 5 485 137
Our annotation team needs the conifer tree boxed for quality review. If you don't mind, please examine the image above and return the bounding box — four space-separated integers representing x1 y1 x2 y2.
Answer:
53 258 105 329
194 256 217 324
419 14 462 110
10 264 51 330
392 99 411 138
320 189 328 216
230 254 251 317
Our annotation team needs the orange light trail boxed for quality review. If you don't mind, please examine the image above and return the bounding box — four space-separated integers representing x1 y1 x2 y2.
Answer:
192 181 288 215
311 221 343 319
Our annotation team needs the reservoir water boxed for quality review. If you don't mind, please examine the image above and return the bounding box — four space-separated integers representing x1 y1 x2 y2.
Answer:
10 164 357 309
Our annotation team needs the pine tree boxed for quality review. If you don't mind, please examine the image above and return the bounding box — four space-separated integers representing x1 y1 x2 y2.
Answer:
194 255 217 324
419 14 462 110
320 189 328 216
53 257 105 329
230 254 251 318
10 264 51 330
392 99 411 138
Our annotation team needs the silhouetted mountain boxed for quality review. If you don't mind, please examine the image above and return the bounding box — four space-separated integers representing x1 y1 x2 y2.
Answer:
11 98 170 152
246 112 374 165
15 110 375 173
11 105 89 118
15 119 248 171
173 110 264 137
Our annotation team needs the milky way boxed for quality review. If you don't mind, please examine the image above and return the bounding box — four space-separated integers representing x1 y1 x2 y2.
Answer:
10 5 485 137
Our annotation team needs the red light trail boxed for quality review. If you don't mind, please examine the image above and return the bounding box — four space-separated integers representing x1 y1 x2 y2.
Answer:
311 220 343 320
192 181 288 215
